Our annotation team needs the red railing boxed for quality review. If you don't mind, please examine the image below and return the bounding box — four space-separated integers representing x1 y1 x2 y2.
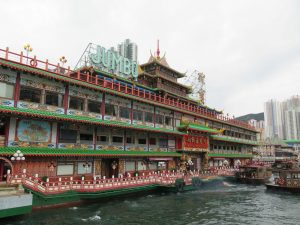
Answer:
0 47 255 130
9 169 237 194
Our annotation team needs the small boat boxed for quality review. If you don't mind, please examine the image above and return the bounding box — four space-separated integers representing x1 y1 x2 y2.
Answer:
266 160 300 193
235 164 272 185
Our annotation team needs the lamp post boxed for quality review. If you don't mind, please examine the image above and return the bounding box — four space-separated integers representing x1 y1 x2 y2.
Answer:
59 56 67 67
11 150 25 162
24 44 33 64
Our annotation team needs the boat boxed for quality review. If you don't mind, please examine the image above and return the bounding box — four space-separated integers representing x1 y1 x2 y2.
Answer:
266 160 300 193
235 163 272 185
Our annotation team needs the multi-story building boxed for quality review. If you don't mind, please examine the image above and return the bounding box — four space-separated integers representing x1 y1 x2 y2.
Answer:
264 99 285 139
264 96 300 140
117 39 138 62
0 44 258 200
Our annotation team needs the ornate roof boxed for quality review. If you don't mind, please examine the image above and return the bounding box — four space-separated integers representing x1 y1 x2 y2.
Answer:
148 52 170 67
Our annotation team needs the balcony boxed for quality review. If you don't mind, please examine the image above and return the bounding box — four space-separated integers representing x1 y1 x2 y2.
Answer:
0 47 256 131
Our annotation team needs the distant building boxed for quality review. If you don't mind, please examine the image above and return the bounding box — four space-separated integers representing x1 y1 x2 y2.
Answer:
248 119 265 141
264 96 300 140
117 39 138 62
264 99 285 139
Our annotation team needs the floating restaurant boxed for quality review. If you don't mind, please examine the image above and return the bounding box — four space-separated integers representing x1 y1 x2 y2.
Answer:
0 43 258 216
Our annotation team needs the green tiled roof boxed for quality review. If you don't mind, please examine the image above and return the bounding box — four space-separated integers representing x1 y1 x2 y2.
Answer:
0 105 184 136
178 124 219 134
208 153 253 158
284 139 300 144
0 147 182 157
211 135 259 145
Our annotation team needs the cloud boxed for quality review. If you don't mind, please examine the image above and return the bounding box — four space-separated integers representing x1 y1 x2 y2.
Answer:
1 0 299 117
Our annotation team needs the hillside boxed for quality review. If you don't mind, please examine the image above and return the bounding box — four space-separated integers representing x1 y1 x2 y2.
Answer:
236 112 264 122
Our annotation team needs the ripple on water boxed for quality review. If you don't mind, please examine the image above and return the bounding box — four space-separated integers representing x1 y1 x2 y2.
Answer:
5 183 300 225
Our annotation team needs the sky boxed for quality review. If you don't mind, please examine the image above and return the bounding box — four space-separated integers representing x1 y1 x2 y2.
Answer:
1 0 300 117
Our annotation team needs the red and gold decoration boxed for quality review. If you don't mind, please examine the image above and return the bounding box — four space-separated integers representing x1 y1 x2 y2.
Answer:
183 135 208 151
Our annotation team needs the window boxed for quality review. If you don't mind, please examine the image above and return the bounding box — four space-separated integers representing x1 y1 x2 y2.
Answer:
0 82 14 99
80 133 93 141
45 91 64 107
138 138 146 144
119 107 130 119
59 129 77 143
88 100 101 113
97 136 108 142
158 162 167 170
156 114 164 124
0 118 6 135
20 86 41 103
125 161 135 172
69 96 84 110
126 137 134 144
165 117 173 126
145 112 153 123
149 162 158 170
105 104 117 116
133 110 143 121
77 162 92 174
175 119 181 127
149 138 156 145
137 161 147 171
159 139 168 148
112 136 123 143
57 163 74 175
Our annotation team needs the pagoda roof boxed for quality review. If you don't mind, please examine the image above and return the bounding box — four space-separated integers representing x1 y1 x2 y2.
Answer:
139 72 192 91
141 56 185 78
0 147 182 157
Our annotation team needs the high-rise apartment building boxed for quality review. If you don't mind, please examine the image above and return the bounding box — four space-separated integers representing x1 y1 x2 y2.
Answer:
264 96 300 140
117 39 138 62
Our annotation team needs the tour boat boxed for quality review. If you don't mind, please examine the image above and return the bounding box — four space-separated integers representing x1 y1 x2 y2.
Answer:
235 164 272 185
266 161 300 193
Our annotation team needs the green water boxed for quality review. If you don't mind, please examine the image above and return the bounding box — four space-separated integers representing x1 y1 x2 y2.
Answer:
3 182 300 225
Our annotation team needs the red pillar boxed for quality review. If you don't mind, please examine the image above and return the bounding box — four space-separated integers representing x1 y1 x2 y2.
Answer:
130 100 133 124
153 106 156 127
4 118 10 147
14 72 21 107
64 84 69 114
101 93 106 120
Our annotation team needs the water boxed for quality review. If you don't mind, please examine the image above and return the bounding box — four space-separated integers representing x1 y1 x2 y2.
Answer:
3 182 300 225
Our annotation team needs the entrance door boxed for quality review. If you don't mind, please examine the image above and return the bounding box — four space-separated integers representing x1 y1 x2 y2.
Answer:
101 158 119 178
0 162 11 182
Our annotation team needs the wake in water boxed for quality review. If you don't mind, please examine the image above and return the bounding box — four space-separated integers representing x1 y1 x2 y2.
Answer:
81 215 101 222
223 181 236 187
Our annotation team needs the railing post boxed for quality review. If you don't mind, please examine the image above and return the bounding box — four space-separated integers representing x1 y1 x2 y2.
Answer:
67 66 71 76
5 47 9 60
57 63 60 73
45 59 49 71
20 51 23 64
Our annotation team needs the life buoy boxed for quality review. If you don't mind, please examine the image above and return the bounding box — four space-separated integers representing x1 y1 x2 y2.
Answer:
30 59 38 67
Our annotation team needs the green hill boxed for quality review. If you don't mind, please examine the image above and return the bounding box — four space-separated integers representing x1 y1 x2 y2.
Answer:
236 112 264 122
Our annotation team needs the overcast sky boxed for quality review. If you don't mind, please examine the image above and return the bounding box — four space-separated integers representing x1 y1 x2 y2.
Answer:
1 0 299 117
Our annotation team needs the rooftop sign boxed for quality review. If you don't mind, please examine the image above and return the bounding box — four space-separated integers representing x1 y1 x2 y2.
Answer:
89 45 138 79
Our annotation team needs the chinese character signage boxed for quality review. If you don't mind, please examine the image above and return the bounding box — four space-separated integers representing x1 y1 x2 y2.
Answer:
183 135 208 150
